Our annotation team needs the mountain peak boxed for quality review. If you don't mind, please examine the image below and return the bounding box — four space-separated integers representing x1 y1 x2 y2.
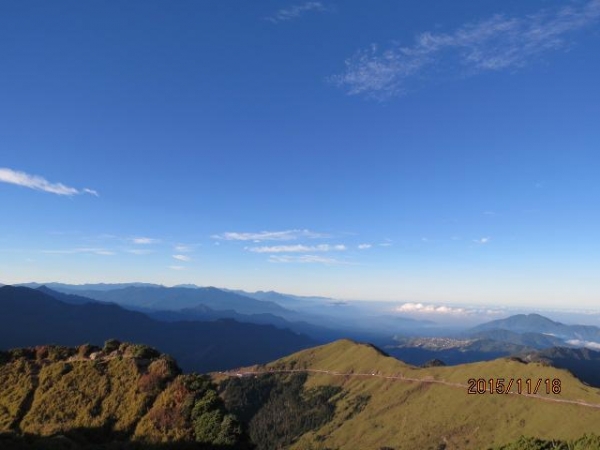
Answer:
266 338 407 375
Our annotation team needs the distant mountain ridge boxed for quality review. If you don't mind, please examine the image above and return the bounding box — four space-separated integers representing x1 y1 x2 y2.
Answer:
18 281 162 291
0 285 314 372
36 285 103 305
470 313 600 344
45 285 293 316
520 346 600 387
14 283 438 340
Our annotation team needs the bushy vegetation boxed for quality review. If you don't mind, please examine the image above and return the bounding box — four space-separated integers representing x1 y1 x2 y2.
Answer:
135 374 247 447
0 343 248 449
219 373 342 450
492 434 600 450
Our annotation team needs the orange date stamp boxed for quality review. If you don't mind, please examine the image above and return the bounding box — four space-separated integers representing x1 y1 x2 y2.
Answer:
467 378 562 395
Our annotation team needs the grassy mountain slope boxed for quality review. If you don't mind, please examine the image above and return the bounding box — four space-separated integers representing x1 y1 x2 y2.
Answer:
216 339 600 450
0 342 249 449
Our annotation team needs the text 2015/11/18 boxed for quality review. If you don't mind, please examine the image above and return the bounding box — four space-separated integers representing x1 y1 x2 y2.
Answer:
467 378 562 395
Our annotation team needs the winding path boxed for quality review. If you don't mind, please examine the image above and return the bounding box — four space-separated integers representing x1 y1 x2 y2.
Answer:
223 368 600 410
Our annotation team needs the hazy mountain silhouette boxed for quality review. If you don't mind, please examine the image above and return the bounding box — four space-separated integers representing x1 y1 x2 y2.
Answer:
0 286 314 372
470 313 600 343
47 285 292 316
469 329 566 349
36 285 103 305
148 305 344 342
18 281 162 291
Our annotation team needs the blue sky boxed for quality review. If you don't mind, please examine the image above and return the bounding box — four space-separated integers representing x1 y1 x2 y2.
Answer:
1 1 599 308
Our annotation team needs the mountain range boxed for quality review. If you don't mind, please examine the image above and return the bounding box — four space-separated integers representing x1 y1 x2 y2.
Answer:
0 285 314 373
6 283 600 388
15 282 436 340
469 313 600 344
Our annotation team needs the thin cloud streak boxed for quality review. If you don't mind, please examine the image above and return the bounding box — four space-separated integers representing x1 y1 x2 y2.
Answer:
42 248 115 256
126 249 154 255
0 167 98 197
248 244 346 253
212 229 329 242
266 2 326 23
172 254 191 262
396 302 505 316
331 0 600 99
131 237 160 245
268 254 349 265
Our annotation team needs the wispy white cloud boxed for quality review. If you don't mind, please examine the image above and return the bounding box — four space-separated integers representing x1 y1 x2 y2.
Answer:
125 248 154 255
169 265 185 271
358 243 372 250
268 254 348 265
396 302 505 316
473 237 491 244
331 0 600 99
83 188 99 197
566 339 600 350
212 229 328 242
131 237 160 245
172 254 191 262
248 244 346 253
266 2 327 23
174 244 193 253
42 247 115 256
0 167 98 197
397 302 467 315
379 239 393 247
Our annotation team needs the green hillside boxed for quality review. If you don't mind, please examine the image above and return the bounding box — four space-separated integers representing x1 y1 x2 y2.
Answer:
4 338 600 450
215 339 600 450
0 341 249 449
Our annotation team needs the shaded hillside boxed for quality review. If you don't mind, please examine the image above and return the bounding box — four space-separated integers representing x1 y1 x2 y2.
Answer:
213 339 600 450
492 434 600 450
147 305 344 342
36 285 102 305
36 286 341 343
0 286 314 373
0 342 250 449
521 347 600 388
